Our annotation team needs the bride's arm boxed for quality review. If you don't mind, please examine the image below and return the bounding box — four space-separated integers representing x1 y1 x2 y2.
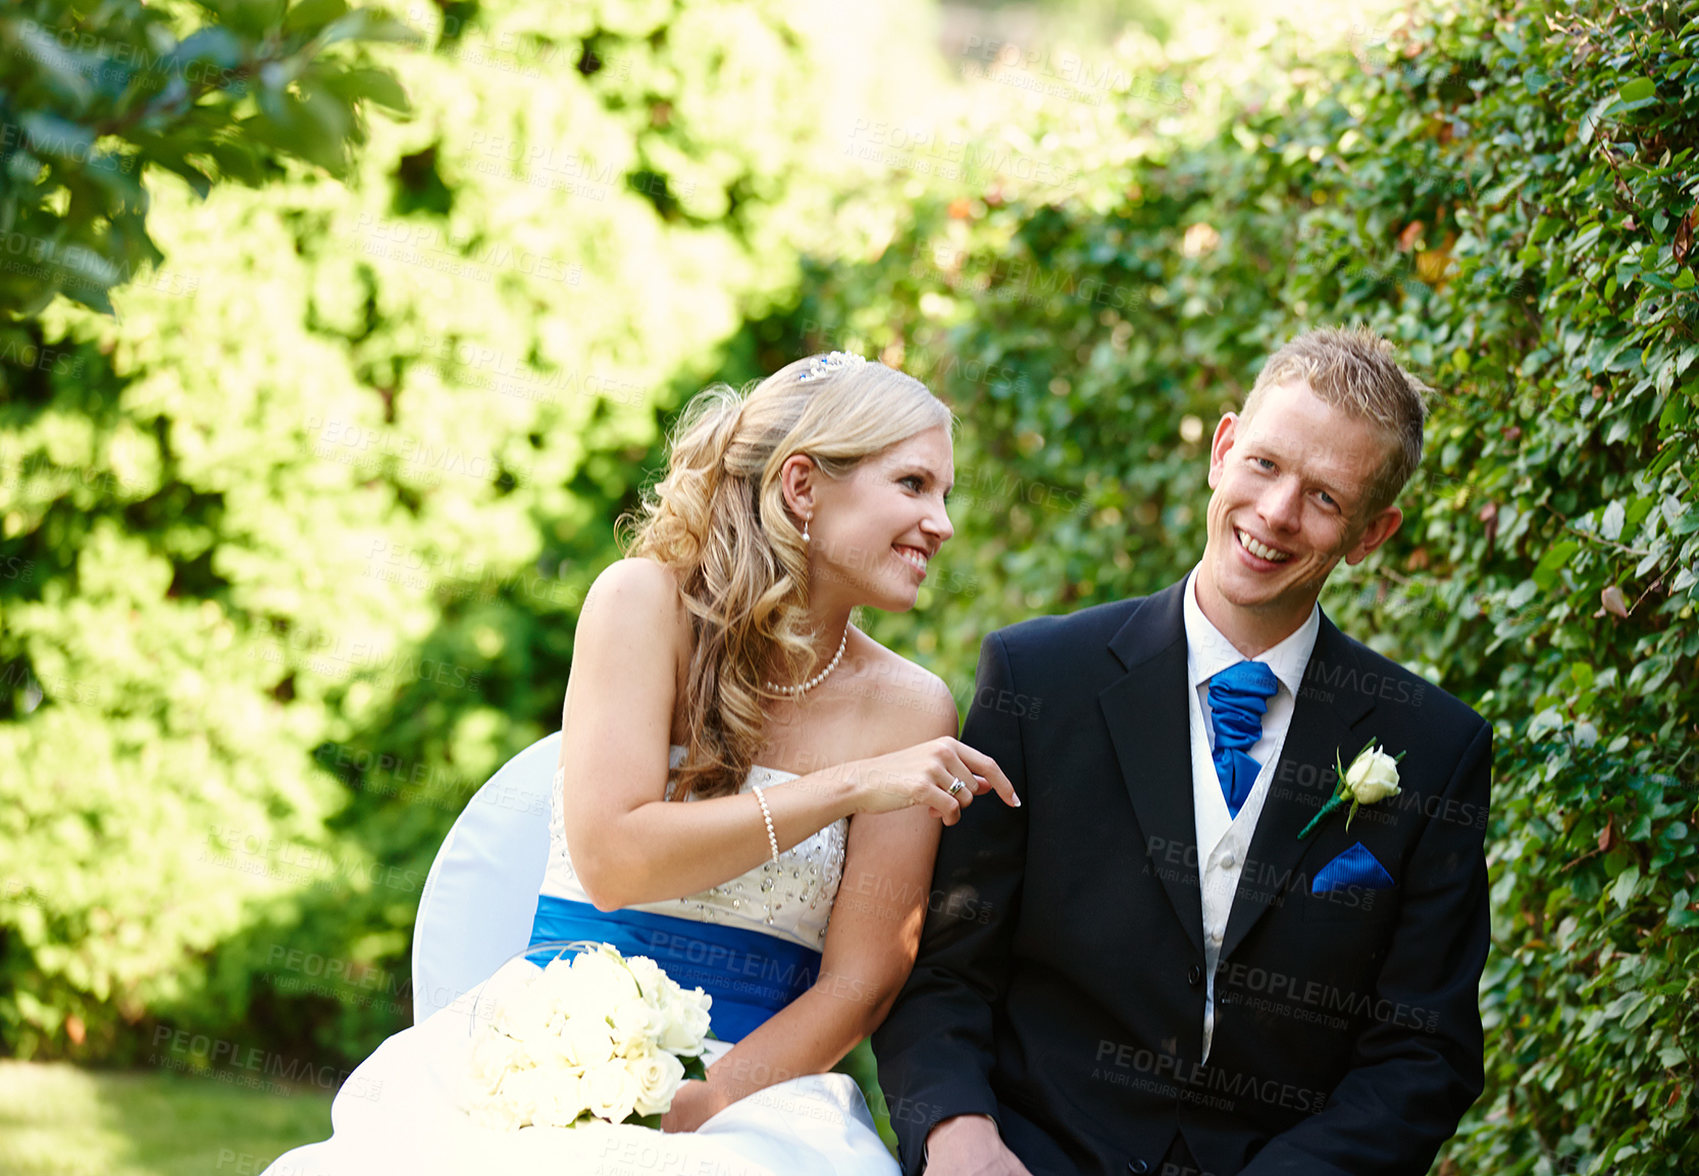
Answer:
559 558 995 911
662 689 959 1130
557 558 847 910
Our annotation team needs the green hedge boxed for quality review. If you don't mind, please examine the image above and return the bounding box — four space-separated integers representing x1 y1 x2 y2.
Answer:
729 0 1697 1171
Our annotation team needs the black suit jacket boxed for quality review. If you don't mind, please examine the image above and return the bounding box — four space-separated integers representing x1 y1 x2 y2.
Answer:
874 581 1492 1176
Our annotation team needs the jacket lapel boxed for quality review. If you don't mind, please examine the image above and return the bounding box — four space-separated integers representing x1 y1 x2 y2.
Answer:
1219 612 1375 960
1099 582 1203 956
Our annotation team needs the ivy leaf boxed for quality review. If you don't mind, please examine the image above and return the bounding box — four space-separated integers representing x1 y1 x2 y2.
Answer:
1617 77 1657 104
1600 500 1625 541
318 9 422 48
284 0 351 35
1532 539 1579 590
169 26 247 73
1579 96 1613 144
1610 866 1642 907
321 66 411 114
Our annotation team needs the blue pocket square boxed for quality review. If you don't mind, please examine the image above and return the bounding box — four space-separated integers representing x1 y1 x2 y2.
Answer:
1312 842 1394 893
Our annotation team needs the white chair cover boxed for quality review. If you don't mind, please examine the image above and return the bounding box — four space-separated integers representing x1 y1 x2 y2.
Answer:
410 731 558 1023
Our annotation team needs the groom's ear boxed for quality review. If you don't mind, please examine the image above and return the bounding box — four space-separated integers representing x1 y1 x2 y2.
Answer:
779 453 817 518
1344 505 1403 565
1207 413 1239 489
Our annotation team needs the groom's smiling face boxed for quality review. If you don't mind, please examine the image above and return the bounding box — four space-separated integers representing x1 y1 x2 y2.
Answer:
1198 378 1404 654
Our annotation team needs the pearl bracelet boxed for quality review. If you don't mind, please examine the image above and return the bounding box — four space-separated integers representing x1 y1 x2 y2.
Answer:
753 783 779 865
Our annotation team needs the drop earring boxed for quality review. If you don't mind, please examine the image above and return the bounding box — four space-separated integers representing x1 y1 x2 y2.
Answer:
802 515 811 544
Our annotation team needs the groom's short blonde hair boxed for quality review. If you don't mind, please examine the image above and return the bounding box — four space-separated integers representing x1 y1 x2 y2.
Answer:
1243 326 1433 513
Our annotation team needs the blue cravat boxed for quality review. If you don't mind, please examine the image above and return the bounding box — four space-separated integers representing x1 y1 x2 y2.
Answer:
1207 660 1279 819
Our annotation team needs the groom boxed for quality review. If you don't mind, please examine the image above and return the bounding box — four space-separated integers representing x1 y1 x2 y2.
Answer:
874 327 1492 1176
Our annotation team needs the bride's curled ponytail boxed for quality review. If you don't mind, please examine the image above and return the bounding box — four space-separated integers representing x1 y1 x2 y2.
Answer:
626 355 950 800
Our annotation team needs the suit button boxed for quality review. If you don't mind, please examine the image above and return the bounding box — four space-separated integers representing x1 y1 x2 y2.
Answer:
1129 1161 1151 1174
1187 964 1203 987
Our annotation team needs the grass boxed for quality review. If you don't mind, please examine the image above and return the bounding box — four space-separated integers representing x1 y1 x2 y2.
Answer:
0 1060 333 1176
0 1044 894 1174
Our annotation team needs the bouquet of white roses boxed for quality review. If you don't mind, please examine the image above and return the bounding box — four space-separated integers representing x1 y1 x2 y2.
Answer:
461 942 713 1130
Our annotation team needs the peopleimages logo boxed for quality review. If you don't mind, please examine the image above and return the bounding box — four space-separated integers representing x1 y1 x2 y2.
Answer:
1214 961 1440 1034
14 19 247 89
149 1024 384 1100
0 336 85 376
916 247 1142 313
844 120 1081 192
1091 1040 1330 1114
202 826 424 893
347 215 584 286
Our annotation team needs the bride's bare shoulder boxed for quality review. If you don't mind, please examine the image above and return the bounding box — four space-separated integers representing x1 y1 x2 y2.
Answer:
584 558 686 613
838 630 959 749
578 559 692 653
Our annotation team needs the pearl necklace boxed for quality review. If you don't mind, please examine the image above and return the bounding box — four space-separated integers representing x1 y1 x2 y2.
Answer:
764 623 849 698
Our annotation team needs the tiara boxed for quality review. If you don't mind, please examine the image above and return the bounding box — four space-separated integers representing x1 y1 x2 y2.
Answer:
797 351 869 382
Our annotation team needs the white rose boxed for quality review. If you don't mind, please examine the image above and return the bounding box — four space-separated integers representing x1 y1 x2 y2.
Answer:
493 1063 554 1128
626 1047 687 1116
558 1010 617 1069
503 977 570 1044
657 987 713 1055
623 954 668 1000
608 995 667 1057
1344 746 1401 804
583 1057 642 1124
532 1066 589 1128
466 1029 528 1096
564 948 641 1010
525 1026 577 1072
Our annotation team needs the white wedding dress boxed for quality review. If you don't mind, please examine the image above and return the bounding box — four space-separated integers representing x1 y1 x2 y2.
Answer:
265 748 898 1176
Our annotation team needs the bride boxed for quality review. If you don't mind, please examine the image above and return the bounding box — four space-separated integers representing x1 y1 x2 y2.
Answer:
264 352 1018 1176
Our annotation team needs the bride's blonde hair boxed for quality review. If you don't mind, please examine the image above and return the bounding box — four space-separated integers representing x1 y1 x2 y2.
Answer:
626 355 951 800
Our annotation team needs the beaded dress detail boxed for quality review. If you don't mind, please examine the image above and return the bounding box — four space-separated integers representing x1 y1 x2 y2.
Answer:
543 746 848 949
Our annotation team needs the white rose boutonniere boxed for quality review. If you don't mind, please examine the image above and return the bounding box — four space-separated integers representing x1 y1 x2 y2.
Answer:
1298 739 1404 839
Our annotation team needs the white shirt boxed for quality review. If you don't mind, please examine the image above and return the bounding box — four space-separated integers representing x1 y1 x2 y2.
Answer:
1182 566 1319 1061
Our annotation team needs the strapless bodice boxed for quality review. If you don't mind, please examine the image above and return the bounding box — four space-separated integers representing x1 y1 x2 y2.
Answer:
542 745 847 950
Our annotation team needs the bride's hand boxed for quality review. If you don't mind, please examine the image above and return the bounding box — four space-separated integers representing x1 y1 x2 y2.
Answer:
839 737 1019 825
659 1079 729 1133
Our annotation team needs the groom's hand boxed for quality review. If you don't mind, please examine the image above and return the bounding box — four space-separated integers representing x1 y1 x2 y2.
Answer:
923 1114 1034 1175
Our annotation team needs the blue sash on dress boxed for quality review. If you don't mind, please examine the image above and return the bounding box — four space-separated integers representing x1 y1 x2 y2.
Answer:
527 895 822 1043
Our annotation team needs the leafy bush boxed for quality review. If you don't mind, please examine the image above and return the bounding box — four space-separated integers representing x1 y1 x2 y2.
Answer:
0 0 842 1068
